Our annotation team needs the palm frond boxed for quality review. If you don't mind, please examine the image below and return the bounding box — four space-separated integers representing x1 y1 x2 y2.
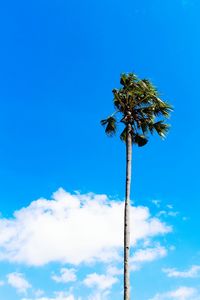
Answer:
152 121 170 138
120 127 127 142
120 73 137 88
140 120 149 135
152 101 173 118
133 134 148 147
141 79 158 95
113 89 125 111
101 72 172 144
120 126 136 144
100 116 117 136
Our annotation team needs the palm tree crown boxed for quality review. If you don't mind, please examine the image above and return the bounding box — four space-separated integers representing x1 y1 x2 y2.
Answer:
101 73 173 146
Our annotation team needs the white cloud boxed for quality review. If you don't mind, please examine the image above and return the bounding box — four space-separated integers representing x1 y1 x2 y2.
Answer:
163 265 200 278
22 292 77 300
88 290 110 300
0 188 171 266
149 286 199 300
131 245 167 267
156 203 179 218
83 273 118 291
7 272 31 294
52 268 77 283
107 266 123 276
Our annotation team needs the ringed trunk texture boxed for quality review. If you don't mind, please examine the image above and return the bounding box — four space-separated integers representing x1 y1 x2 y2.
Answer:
124 123 132 300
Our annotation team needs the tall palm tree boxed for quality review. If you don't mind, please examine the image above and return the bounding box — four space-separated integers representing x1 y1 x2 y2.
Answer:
101 73 173 300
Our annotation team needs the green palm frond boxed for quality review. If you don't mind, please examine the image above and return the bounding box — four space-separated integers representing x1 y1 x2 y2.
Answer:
120 127 127 142
120 73 137 87
113 90 125 111
140 120 149 135
101 72 173 145
152 101 173 118
141 79 157 95
120 126 136 144
133 134 148 147
152 121 170 138
100 116 117 136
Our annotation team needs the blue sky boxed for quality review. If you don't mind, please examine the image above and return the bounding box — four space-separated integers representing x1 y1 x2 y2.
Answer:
0 0 200 299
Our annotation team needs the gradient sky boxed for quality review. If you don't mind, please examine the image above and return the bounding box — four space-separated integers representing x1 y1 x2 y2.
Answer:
0 0 200 299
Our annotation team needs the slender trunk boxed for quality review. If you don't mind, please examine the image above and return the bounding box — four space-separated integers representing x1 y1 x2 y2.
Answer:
124 123 132 300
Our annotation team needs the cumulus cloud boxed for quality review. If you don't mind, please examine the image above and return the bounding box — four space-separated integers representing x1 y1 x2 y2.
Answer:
163 265 200 278
22 291 77 300
130 244 167 271
88 290 110 300
23 289 108 300
83 273 118 291
149 286 199 300
0 188 171 266
7 272 31 294
107 266 123 276
132 245 167 263
52 268 77 283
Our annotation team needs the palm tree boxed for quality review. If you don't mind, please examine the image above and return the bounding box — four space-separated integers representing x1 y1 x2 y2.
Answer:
101 73 173 300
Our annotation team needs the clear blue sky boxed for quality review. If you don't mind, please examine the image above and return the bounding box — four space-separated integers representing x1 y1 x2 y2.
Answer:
0 0 200 299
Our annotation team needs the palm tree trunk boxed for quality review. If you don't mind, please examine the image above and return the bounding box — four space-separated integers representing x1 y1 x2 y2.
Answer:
124 123 132 300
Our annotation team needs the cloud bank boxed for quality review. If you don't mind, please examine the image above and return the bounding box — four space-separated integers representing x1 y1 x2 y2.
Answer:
0 188 171 266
